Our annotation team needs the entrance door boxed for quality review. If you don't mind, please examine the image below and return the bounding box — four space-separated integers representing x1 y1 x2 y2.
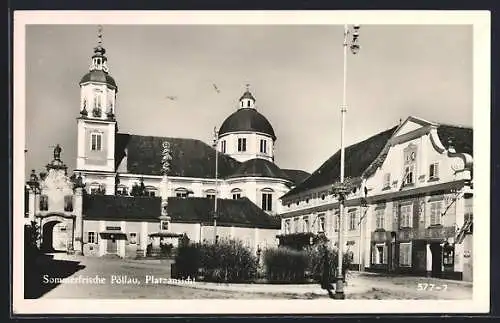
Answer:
107 238 118 254
430 243 442 277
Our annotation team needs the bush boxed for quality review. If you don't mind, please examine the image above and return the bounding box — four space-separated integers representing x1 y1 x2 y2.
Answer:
306 244 354 284
174 243 202 279
174 238 257 283
160 243 174 257
263 247 309 283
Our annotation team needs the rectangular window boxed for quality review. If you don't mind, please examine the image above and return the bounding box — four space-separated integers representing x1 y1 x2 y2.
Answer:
429 163 439 180
294 217 299 233
262 193 272 211
232 193 241 200
429 201 442 226
221 140 226 153
376 208 385 229
129 232 137 244
238 138 247 152
260 139 267 154
40 195 48 211
284 219 291 234
146 190 156 197
348 211 357 231
303 216 310 232
400 204 413 228
88 231 96 244
318 214 326 232
399 242 412 267
383 173 391 188
176 192 188 198
206 194 215 199
116 187 128 196
334 212 339 232
64 195 73 212
91 133 103 151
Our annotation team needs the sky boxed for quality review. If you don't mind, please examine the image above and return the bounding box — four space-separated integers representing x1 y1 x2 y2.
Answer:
24 24 472 177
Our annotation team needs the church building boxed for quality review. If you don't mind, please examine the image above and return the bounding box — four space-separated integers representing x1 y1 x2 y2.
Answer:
25 28 309 258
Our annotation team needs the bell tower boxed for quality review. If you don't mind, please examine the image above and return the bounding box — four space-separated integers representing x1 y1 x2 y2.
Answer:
76 25 118 173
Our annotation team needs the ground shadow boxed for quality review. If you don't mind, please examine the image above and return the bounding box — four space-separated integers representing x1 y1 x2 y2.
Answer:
24 253 85 299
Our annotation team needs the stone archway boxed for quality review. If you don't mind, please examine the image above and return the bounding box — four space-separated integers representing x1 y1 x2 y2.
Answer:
39 214 75 253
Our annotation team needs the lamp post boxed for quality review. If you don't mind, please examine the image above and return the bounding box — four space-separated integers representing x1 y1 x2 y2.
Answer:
333 24 360 300
213 126 219 243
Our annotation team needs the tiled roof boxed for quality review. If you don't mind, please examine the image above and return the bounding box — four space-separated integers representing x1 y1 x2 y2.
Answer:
437 125 473 156
83 194 161 221
166 197 281 229
228 158 291 181
282 169 311 186
281 126 398 199
83 195 280 229
115 134 241 178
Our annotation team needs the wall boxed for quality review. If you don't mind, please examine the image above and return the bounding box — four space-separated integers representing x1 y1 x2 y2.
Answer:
219 132 274 163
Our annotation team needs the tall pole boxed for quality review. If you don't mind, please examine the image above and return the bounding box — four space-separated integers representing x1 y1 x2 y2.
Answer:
334 23 360 300
334 24 349 300
213 127 219 243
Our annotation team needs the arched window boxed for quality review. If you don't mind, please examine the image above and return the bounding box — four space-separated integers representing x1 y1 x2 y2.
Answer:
89 182 105 195
231 188 242 200
145 186 158 197
175 187 191 198
204 189 216 199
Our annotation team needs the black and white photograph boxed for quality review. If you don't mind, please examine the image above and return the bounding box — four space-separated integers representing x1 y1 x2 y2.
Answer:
13 11 490 314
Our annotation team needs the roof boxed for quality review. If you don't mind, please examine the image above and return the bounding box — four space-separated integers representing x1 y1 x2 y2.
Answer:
281 126 398 199
166 197 281 229
282 169 311 186
436 124 473 156
83 194 161 221
79 70 117 90
228 158 291 181
219 108 276 140
239 90 256 101
115 134 241 178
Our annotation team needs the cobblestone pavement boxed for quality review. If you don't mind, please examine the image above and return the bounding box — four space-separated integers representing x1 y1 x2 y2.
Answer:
35 254 472 300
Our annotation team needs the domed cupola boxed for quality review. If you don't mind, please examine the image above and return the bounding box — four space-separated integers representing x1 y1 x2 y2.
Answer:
217 86 277 163
78 26 118 121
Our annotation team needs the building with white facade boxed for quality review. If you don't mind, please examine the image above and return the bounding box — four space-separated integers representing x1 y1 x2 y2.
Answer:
279 116 473 281
25 30 309 258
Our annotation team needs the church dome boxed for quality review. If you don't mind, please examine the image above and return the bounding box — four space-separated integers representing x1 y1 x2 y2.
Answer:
79 70 118 91
219 108 276 140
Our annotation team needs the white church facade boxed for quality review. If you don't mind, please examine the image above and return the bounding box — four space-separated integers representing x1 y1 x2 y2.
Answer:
25 29 309 258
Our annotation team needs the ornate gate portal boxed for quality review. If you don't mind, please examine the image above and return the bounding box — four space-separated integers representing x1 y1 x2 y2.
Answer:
39 214 75 253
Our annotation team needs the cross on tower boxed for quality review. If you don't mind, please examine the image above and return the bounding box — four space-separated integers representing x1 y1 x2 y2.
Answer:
97 25 103 45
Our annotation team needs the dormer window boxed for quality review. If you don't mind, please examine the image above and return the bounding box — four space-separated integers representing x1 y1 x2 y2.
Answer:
247 100 251 107
383 173 391 189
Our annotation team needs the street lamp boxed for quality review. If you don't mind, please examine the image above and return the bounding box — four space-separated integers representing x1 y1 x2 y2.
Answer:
333 24 361 300
213 126 219 243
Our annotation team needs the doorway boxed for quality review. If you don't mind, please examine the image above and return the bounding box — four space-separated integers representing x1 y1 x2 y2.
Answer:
107 238 118 254
430 242 443 277
41 220 67 252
